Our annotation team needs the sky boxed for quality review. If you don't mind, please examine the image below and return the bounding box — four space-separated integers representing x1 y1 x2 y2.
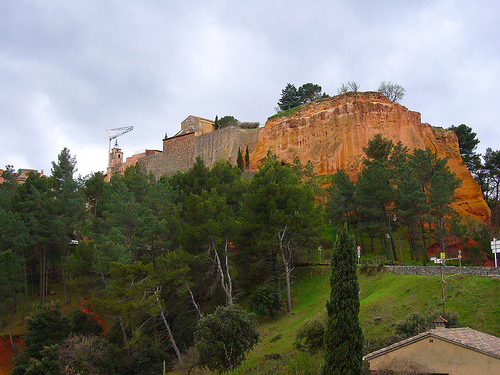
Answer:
1 0 499 177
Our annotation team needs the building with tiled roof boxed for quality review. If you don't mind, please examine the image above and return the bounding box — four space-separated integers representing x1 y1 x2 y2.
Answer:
364 326 500 374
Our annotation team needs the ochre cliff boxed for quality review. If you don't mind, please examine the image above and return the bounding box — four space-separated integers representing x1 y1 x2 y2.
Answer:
250 92 490 223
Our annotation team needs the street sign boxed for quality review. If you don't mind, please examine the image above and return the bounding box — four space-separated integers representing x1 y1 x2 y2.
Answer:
357 246 361 259
491 238 500 253
440 252 445 259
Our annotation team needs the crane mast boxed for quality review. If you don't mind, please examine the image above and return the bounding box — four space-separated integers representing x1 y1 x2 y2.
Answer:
106 126 133 169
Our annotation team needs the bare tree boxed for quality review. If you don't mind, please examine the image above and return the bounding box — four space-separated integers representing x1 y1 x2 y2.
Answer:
338 81 360 94
378 81 406 102
277 226 294 313
212 239 234 305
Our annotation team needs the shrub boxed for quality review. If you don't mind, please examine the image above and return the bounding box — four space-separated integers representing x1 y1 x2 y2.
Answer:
394 313 427 339
249 284 283 320
295 315 326 353
238 122 260 129
195 304 259 372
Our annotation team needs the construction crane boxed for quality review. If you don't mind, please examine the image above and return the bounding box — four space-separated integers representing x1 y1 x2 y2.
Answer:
106 126 133 168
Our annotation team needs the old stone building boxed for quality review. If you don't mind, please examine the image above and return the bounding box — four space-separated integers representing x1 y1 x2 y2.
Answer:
106 115 261 180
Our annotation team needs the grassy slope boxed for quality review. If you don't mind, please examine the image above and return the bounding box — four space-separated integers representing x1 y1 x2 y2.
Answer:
223 266 500 374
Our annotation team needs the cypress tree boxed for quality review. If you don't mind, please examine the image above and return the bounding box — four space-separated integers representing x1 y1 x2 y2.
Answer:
237 148 244 171
245 145 250 170
322 225 363 375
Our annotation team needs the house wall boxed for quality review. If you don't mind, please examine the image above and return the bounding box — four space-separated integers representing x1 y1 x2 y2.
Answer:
368 336 500 375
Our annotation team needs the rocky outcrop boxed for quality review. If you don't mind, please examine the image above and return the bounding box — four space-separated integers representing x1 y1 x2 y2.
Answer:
250 92 490 223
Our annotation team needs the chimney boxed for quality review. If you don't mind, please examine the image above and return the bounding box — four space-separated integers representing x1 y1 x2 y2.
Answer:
432 316 448 329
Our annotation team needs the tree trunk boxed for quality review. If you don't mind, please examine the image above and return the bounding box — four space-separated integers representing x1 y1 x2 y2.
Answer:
23 261 29 317
9 304 16 355
213 239 233 305
61 245 67 306
119 316 131 360
186 284 203 319
159 308 184 370
278 226 293 313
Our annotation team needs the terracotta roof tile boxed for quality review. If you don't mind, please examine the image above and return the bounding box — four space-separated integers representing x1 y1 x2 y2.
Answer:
364 328 500 361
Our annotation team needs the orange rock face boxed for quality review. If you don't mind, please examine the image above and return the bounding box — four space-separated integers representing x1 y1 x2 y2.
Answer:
250 92 490 223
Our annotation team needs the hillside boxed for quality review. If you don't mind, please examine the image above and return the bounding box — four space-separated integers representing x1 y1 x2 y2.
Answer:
200 267 500 374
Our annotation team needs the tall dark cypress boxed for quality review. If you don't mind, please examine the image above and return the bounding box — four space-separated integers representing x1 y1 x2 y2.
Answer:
245 145 250 170
237 147 244 170
322 225 363 375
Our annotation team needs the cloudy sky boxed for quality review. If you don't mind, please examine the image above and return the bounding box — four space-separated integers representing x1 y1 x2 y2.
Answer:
1 0 499 177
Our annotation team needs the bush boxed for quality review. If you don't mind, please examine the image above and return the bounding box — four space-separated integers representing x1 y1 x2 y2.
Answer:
295 315 326 353
195 304 259 372
359 263 383 275
69 310 103 336
394 313 427 339
238 122 260 129
59 334 123 375
249 284 283 320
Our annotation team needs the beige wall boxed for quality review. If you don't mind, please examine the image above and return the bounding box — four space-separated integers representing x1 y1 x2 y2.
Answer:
368 337 500 375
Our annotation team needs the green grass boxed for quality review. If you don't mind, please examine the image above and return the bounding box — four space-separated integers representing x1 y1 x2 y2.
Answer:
209 267 500 374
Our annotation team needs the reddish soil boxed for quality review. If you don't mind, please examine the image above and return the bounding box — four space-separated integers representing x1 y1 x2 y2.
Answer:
0 336 22 375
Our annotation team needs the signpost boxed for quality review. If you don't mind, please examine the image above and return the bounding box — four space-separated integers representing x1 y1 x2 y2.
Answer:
491 238 500 268
357 246 361 265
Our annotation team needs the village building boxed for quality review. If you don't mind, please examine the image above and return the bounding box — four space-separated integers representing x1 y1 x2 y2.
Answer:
364 322 500 375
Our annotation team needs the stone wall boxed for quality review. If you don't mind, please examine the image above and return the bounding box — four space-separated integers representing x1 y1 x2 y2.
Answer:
139 133 195 179
383 265 500 277
138 126 262 179
195 126 242 167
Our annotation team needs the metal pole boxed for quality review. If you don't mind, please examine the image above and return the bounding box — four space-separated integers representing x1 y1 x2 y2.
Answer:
388 213 393 266
495 238 498 268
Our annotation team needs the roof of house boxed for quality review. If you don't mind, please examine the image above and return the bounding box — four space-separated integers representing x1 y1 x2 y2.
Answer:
364 328 500 361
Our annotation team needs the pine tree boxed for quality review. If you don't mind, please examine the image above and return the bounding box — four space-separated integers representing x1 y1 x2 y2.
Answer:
322 225 363 375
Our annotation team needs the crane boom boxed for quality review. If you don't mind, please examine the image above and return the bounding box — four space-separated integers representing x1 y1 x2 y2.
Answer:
106 126 134 169
107 126 133 140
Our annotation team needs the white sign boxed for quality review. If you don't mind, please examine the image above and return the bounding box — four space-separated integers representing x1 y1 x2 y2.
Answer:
357 246 361 258
491 238 500 254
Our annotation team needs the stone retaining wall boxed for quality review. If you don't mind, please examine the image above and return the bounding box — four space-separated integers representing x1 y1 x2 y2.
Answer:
383 265 500 277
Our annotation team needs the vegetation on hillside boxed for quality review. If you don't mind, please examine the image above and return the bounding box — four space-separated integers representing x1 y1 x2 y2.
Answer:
1 128 499 374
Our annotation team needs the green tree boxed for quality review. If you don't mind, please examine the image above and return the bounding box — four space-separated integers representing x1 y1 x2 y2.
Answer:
240 154 321 312
378 81 406 102
362 134 394 164
218 115 239 128
245 145 250 170
322 225 363 375
249 284 283 320
23 302 70 361
0 165 18 210
237 147 244 171
50 148 87 305
393 164 428 263
277 83 301 112
298 83 324 103
82 171 105 230
483 148 500 201
214 115 219 129
328 169 357 228
195 304 258 372
448 124 481 174
356 160 395 257
0 250 24 353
